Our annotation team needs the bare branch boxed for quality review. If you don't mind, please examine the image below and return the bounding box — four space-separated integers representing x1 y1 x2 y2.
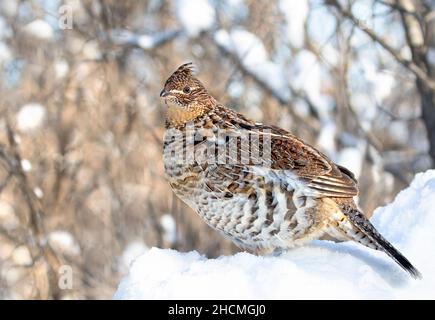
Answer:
210 35 321 132
326 0 435 91
375 0 421 18
110 29 181 50
397 0 425 51
376 104 420 121
0 172 12 194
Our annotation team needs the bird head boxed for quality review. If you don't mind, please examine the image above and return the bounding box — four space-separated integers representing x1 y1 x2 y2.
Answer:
160 63 215 126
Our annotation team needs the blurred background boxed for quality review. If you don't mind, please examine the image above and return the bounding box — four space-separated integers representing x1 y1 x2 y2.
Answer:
0 0 434 299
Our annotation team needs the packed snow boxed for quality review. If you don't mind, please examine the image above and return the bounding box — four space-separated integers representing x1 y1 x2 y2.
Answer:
115 170 435 299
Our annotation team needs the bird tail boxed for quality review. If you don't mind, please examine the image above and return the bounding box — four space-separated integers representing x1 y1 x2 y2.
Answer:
331 203 422 279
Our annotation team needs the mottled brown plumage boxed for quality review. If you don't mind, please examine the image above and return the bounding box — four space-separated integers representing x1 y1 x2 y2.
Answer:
160 63 421 279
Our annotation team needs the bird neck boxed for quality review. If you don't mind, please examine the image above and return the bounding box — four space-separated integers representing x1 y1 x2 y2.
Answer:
165 97 218 128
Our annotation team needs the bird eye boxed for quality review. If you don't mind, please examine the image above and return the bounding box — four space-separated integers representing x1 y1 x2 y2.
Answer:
183 86 191 94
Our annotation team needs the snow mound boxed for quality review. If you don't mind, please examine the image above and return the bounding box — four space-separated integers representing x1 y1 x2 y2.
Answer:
114 170 435 299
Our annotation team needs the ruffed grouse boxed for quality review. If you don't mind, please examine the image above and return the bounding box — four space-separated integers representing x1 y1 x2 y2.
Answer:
160 63 421 278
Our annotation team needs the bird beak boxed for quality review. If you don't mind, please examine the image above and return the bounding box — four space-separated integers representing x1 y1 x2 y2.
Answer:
160 89 168 98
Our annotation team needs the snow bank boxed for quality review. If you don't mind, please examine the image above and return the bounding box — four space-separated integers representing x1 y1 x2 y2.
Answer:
114 170 435 299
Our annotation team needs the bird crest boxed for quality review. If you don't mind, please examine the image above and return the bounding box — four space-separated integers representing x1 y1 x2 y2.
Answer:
165 62 196 86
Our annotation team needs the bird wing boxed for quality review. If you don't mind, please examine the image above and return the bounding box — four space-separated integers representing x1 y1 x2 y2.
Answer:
198 106 358 198
229 122 359 198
